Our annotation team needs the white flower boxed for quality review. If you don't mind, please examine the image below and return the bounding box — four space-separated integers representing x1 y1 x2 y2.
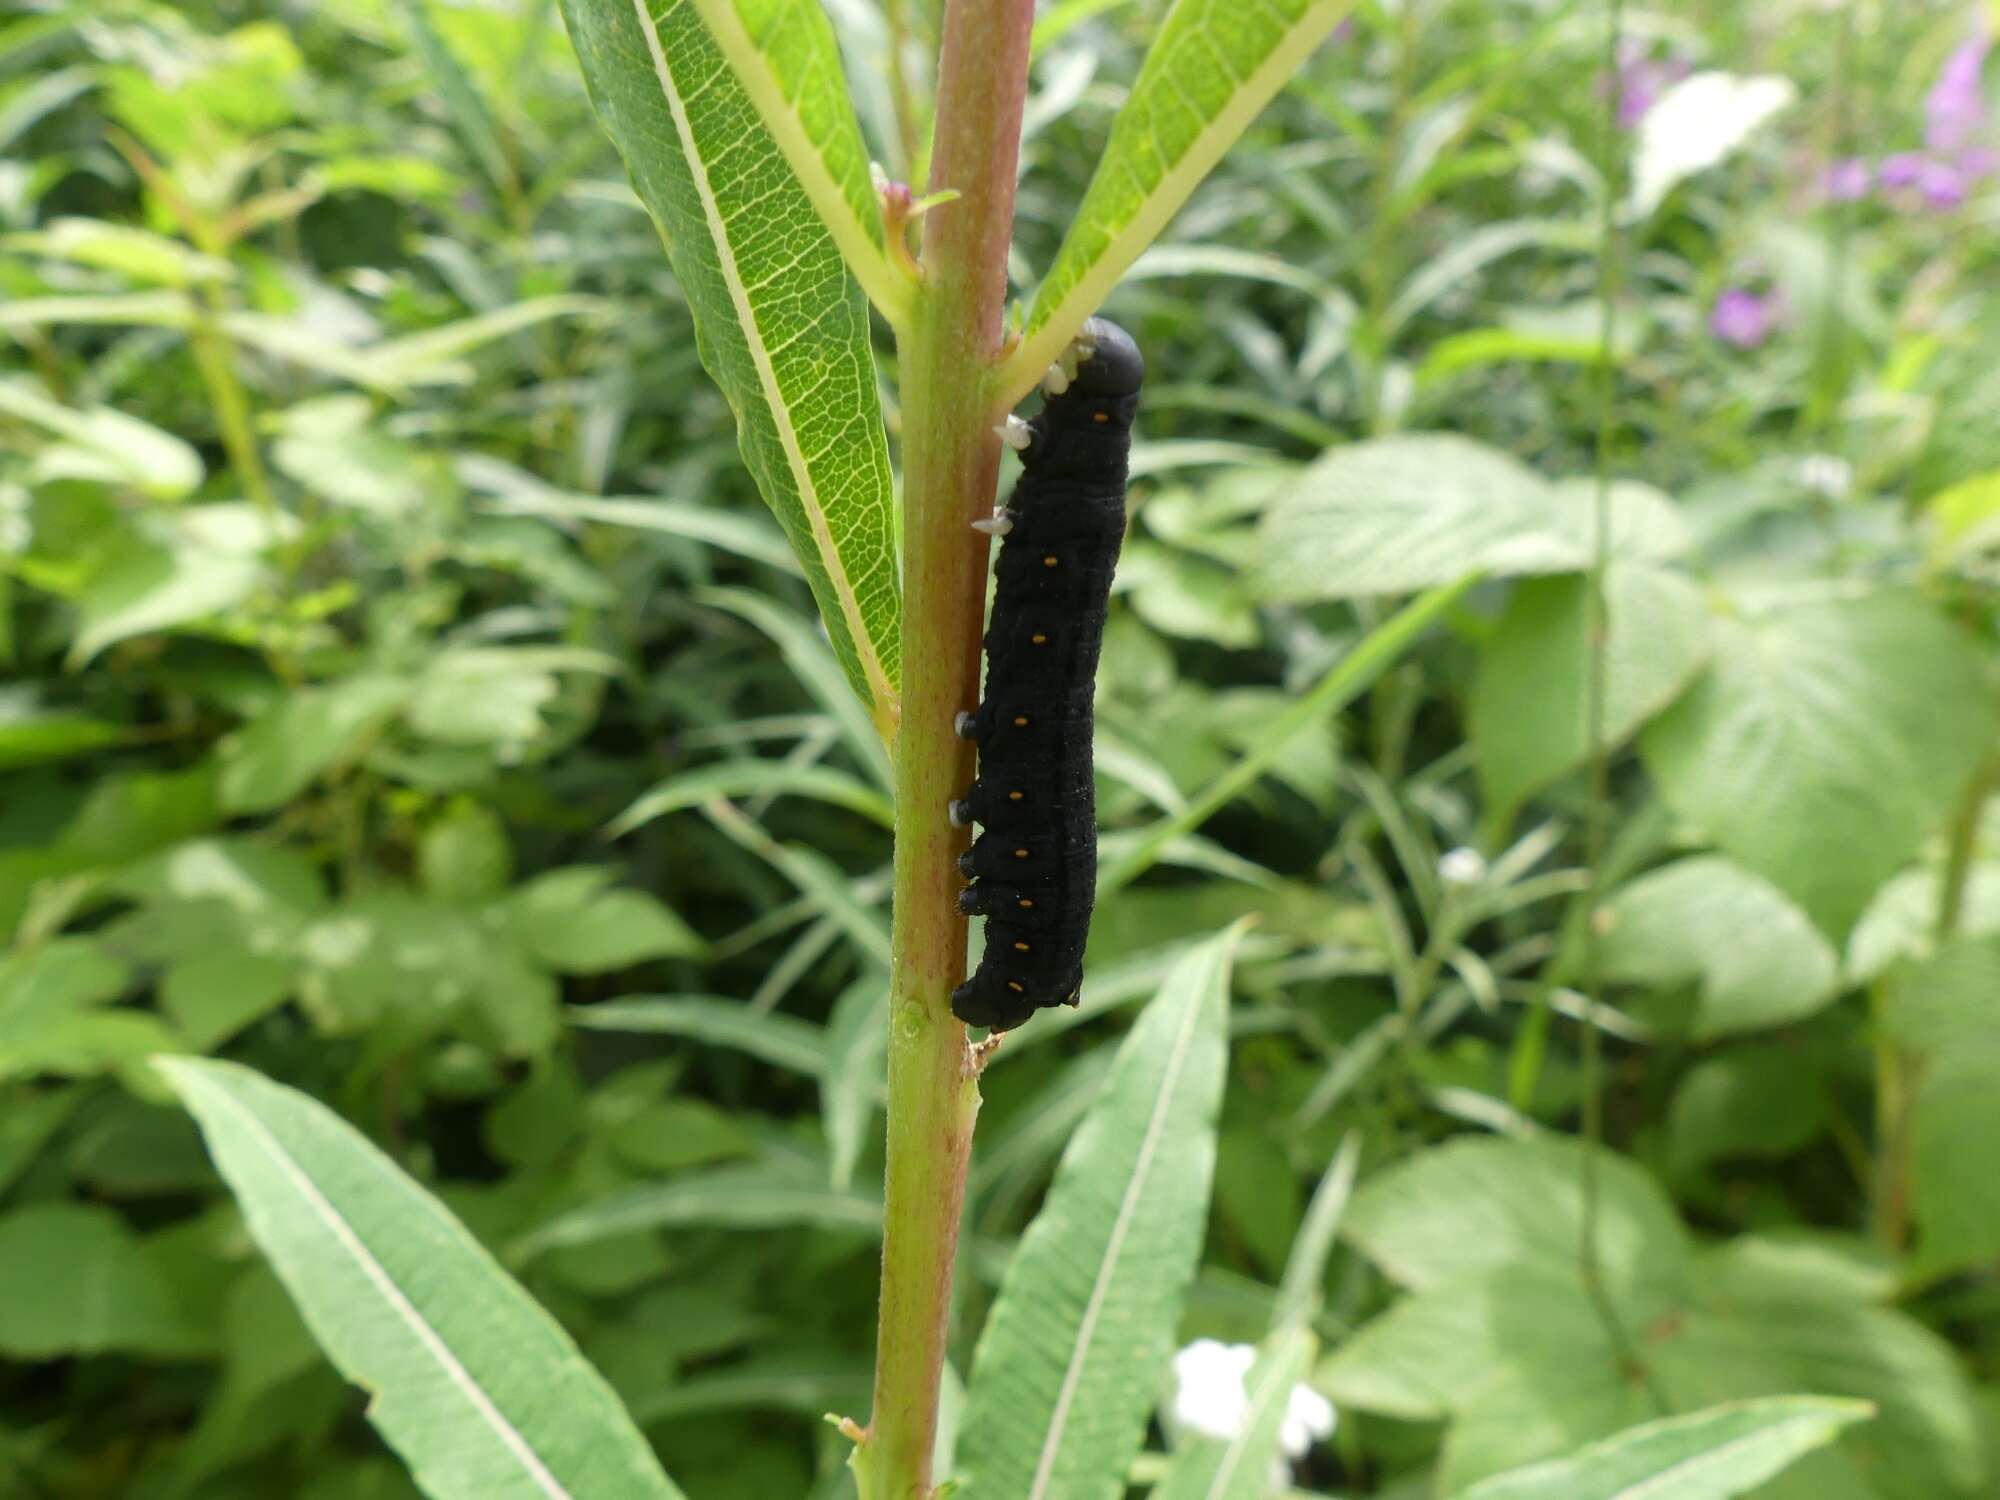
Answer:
1166 1339 1339 1492
1168 1339 1256 1441
1793 453 1853 500
1279 1382 1337 1457
1439 847 1487 886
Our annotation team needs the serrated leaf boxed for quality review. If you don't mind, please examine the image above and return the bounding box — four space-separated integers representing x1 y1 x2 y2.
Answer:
158 1057 685 1499
1339 1137 1688 1296
1599 856 1839 1038
1471 564 1711 822
1640 593 1996 940
218 677 411 815
559 0 900 732
1324 1141 1987 1500
1446 1397 1873 1500
503 868 705 972
68 509 274 666
1254 437 1683 602
956 925 1239 1500
1008 0 1352 401
0 1202 211 1358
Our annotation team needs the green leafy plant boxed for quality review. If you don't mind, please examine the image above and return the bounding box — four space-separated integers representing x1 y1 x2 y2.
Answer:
4 2 1998 1498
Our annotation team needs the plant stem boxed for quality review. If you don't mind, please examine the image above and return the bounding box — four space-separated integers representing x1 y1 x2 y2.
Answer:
185 285 280 523
1934 753 1996 943
858 4 1032 1497
1874 752 1997 1249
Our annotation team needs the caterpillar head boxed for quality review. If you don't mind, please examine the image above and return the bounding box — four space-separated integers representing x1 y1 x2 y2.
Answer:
1070 318 1145 398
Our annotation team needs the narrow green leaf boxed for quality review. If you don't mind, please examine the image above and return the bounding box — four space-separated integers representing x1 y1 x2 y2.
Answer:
469 487 799 572
703 587 893 791
361 296 610 384
630 1354 871 1423
1271 1131 1360 1335
819 974 886 1192
0 65 94 155
1154 1328 1316 1500
1006 0 1352 403
516 1163 884 1259
393 0 519 198
568 996 829 1076
609 761 894 838
0 377 203 500
956 925 1240 1500
1445 1397 1872 1500
3 217 236 288
0 290 191 334
1382 219 1594 338
156 1056 686 1500
683 0 910 324
1101 577 1475 895
559 0 901 732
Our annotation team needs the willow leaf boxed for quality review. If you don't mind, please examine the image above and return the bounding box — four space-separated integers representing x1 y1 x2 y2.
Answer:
157 1057 683 1500
1004 0 1351 403
686 0 911 323
560 0 901 734
956 925 1240 1500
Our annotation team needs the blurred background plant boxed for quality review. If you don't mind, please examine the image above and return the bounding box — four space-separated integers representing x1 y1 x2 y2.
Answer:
1 0 1997 1497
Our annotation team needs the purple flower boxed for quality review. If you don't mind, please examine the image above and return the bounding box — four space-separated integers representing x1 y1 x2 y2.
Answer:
1917 158 1968 208
1710 288 1779 349
1878 151 1927 190
1925 29 1991 152
1822 157 1872 200
1959 145 2000 181
1606 40 1691 129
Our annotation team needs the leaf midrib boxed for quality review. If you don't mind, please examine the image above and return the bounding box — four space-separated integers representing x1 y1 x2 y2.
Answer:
1024 953 1216 1500
627 0 896 724
191 1077 575 1500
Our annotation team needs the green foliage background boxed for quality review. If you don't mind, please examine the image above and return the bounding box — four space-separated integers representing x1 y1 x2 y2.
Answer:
2 0 1998 1496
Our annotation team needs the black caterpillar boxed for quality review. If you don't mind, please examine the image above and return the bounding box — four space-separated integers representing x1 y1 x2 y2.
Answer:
949 317 1142 1032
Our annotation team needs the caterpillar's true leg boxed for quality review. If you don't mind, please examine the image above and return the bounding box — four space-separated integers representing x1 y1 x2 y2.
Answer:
970 505 1014 537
